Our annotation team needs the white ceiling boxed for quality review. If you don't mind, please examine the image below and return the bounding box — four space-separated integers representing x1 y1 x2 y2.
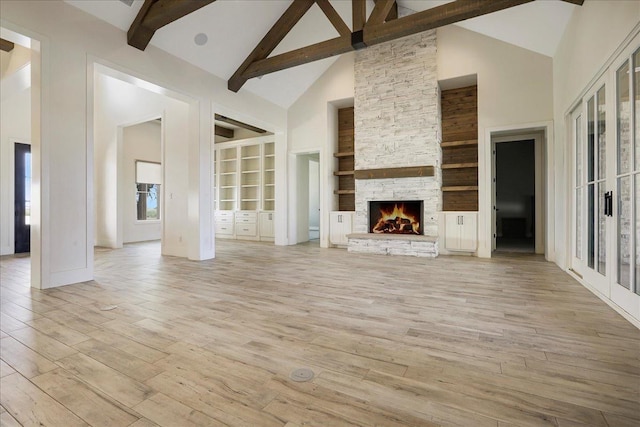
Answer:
65 0 578 109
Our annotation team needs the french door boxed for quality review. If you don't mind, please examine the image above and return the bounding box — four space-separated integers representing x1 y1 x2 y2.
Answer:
572 42 640 320
611 46 640 317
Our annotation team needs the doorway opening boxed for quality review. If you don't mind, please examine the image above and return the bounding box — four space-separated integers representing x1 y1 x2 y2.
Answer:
491 129 545 256
294 152 320 244
495 140 535 252
1 26 36 288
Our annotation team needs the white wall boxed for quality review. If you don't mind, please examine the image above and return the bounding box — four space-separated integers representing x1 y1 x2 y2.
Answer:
437 25 554 258
553 0 640 270
122 120 161 244
1 0 286 288
287 53 354 247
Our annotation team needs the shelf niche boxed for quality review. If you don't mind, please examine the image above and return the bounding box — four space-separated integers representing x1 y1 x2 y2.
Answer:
335 107 355 211
441 85 478 211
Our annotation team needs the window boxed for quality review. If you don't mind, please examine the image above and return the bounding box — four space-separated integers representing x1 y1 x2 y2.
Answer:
135 161 161 221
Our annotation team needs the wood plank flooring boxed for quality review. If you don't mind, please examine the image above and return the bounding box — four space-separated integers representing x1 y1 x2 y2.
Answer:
1 240 639 426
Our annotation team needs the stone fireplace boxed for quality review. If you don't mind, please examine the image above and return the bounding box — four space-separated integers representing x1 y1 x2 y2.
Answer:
369 201 423 235
347 29 441 257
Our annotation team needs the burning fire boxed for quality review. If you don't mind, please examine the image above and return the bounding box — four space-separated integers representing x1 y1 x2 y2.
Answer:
372 203 420 234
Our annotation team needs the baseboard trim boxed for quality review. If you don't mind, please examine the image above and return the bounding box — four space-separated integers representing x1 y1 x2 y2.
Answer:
566 269 640 329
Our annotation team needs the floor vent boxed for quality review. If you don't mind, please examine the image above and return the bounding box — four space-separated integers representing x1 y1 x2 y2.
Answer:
290 368 314 382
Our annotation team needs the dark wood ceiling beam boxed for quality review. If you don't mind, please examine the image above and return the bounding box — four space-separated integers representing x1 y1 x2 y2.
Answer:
215 114 267 134
242 36 353 80
230 0 579 90
215 125 234 139
561 0 584 5
364 0 533 45
315 0 351 37
352 0 367 31
0 38 15 52
228 0 315 92
384 0 398 21
367 0 396 26
128 0 216 51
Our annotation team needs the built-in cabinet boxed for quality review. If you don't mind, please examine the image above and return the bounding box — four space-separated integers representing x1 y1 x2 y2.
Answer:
330 211 353 246
444 212 477 252
440 86 478 255
214 139 274 241
331 107 355 248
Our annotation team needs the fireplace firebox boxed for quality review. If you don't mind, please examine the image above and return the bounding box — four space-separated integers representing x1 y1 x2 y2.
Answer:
369 201 423 235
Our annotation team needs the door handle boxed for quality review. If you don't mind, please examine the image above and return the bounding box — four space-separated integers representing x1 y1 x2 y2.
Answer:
604 191 613 217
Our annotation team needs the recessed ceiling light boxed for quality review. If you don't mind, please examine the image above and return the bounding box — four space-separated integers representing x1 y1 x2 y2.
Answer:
194 33 208 46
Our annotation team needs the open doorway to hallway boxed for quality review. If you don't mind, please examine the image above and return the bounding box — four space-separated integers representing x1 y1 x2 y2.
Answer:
295 152 320 245
495 139 535 253
491 129 545 256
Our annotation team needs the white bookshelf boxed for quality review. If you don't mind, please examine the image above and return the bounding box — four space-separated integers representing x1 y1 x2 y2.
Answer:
214 137 275 241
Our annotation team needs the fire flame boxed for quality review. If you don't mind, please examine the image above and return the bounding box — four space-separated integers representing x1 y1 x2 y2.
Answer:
372 203 420 234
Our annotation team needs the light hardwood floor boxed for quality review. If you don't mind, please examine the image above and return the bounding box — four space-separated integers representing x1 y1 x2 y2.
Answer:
1 240 639 427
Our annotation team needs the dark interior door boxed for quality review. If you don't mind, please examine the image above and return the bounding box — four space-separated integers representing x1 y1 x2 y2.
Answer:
14 143 31 253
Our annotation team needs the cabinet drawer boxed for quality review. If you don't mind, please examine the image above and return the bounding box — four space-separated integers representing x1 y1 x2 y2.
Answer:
235 223 257 236
215 211 234 220
236 211 257 221
215 216 233 224
215 223 234 235
235 217 256 224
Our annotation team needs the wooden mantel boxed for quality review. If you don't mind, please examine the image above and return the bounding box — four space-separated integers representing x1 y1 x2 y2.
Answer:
354 166 434 180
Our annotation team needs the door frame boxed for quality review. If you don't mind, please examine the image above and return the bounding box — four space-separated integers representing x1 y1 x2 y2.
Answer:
490 131 546 255
289 150 322 245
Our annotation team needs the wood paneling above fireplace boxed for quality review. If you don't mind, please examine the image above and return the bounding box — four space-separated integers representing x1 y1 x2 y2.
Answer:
441 85 478 211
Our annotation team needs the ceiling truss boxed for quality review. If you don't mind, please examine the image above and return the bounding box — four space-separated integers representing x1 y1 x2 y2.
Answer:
126 0 585 93
128 0 216 50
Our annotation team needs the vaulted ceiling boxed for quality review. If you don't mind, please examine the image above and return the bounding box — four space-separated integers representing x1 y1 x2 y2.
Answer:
65 0 580 108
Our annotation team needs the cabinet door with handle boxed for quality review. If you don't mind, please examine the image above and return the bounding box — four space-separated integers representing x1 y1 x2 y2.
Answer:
330 211 353 245
445 213 461 250
458 213 478 251
444 212 477 251
259 212 274 238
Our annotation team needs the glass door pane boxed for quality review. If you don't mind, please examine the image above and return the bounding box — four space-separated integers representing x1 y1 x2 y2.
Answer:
587 96 596 269
634 49 640 294
588 183 595 269
617 60 632 289
635 49 640 171
576 188 583 259
575 114 583 260
619 176 632 289
597 86 606 275
636 174 640 294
